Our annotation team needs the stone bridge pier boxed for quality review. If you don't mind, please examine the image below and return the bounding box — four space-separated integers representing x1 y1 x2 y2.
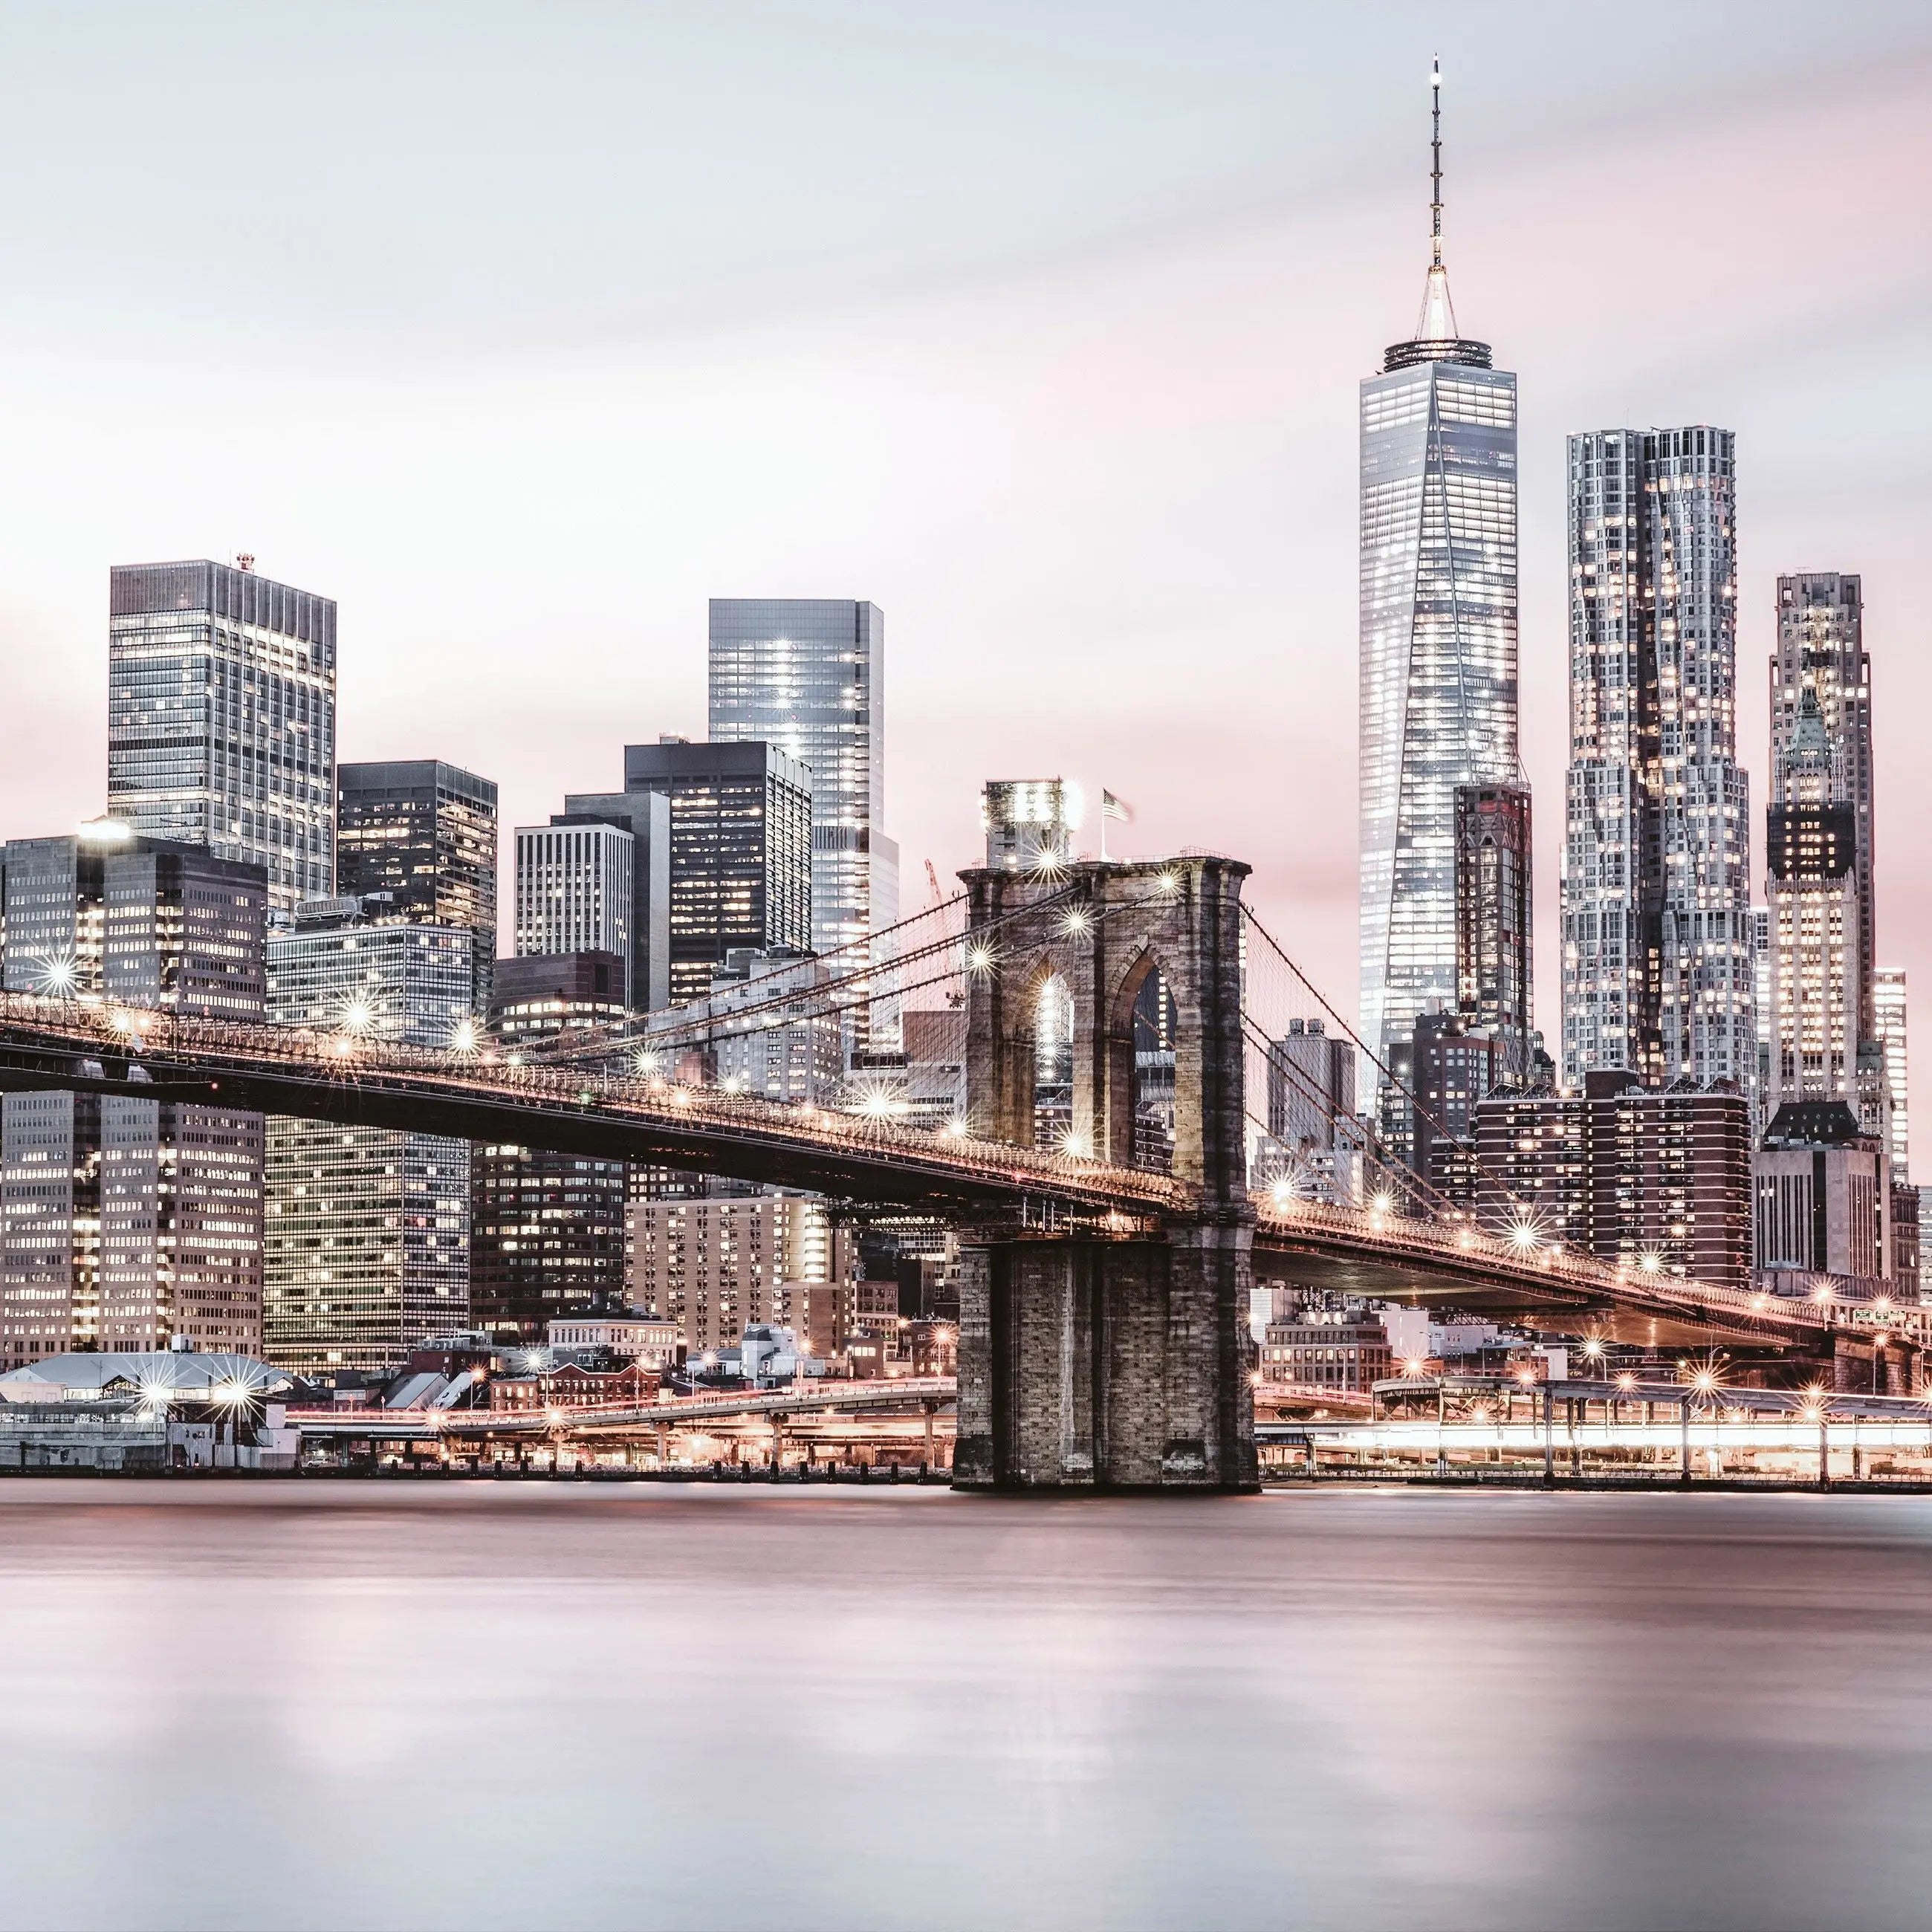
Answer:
950 855 1259 1492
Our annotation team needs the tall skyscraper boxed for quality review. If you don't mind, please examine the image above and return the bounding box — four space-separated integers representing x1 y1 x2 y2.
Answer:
262 905 473 1373
0 824 268 1367
1763 690 1860 1118
1454 782 1532 1081
1561 427 1754 1094
709 599 898 964
1773 574 1874 1034
513 818 635 998
620 739 813 1008
1359 67 1518 1115
107 558 337 912
336 760 499 1012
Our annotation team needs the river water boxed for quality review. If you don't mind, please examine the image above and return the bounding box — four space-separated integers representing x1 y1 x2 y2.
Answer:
1 1482 1928 1931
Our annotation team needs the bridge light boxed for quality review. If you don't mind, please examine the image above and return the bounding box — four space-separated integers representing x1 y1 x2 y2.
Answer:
1370 1190 1393 1214
1155 871 1181 895
944 1117 969 1138
1810 1280 1832 1304
36 951 78 997
1508 1220 1539 1251
1059 1129 1090 1158
1638 1251 1662 1273
450 1017 480 1056
1615 1371 1637 1393
1401 1356 1427 1379
1061 906 1092 938
635 1050 660 1077
965 944 994 975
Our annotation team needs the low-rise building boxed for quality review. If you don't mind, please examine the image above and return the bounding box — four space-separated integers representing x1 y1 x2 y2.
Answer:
1259 1299 1391 1391
546 1313 681 1367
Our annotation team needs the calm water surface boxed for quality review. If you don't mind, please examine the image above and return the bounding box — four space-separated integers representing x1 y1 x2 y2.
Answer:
1 1481 1929 1931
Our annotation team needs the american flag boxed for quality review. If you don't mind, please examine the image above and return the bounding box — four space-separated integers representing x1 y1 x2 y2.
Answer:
1101 790 1134 824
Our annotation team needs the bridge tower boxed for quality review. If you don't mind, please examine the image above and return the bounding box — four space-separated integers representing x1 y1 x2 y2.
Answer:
953 854 1258 1491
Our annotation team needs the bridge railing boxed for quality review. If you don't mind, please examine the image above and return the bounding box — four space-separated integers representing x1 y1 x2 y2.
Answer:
0 993 1188 1214
1251 1192 1871 1341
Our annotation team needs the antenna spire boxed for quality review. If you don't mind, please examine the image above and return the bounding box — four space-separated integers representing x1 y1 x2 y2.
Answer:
1430 56 1443 269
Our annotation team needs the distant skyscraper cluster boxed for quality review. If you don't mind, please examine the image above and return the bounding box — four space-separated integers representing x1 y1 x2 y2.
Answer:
1359 67 1911 1293
3 557 897 1374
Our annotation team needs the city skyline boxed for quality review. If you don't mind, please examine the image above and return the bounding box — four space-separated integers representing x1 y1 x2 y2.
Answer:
0 13 1927 1072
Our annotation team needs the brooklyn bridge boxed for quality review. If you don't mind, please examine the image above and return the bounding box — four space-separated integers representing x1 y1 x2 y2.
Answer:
0 853 1903 1492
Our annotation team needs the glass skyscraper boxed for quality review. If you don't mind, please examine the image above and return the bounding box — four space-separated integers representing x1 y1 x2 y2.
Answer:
107 559 337 913
1358 70 1518 1118
708 599 898 965
1562 427 1754 1094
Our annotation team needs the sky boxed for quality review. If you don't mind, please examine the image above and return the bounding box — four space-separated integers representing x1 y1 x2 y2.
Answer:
0 1 1928 1077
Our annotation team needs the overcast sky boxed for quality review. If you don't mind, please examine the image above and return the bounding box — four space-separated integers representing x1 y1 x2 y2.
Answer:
1 1 1928 1068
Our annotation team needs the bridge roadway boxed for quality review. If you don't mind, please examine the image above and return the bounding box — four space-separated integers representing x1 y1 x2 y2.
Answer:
285 1376 958 1443
0 993 1893 1353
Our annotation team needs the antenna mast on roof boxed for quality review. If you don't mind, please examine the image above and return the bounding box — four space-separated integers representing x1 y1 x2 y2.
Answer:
1430 56 1444 270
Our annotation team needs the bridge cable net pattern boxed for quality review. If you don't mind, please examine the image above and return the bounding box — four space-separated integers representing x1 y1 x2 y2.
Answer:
0 880 1198 1219
1233 905 1850 1345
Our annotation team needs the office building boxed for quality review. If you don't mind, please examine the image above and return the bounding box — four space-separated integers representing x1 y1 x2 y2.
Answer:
1359 68 1518 1120
1454 783 1531 1080
558 785 672 1014
107 558 337 912
470 952 632 1346
336 761 499 1011
694 947 842 1103
0 826 268 1366
1755 1100 1887 1292
513 818 635 1000
1774 574 1874 1033
982 779 1082 870
1261 1020 1359 1204
1473 1072 1752 1288
490 951 628 1047
710 597 898 965
629 1192 852 1357
1561 428 1754 1093
263 904 473 1373
1267 1020 1358 1155
620 739 812 1008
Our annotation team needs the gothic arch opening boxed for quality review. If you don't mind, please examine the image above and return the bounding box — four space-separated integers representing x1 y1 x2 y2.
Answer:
1033 969 1074 1150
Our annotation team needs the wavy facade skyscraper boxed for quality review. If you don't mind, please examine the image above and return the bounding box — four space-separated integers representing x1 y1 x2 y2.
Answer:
1359 65 1519 1128
1561 428 1754 1094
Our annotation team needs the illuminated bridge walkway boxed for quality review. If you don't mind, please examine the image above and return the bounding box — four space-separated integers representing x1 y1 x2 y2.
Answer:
0 988 1884 1358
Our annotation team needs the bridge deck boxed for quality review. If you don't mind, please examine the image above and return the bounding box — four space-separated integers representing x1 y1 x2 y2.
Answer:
0 994 1897 1351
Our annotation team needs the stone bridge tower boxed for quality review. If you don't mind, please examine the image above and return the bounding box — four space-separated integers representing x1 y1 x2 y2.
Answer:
952 854 1258 1491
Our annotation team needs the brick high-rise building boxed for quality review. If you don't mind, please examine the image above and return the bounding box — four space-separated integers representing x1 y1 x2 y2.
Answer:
1473 1072 1751 1289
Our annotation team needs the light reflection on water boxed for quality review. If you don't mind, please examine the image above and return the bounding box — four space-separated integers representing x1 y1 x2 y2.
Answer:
1 1482 1931 1931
